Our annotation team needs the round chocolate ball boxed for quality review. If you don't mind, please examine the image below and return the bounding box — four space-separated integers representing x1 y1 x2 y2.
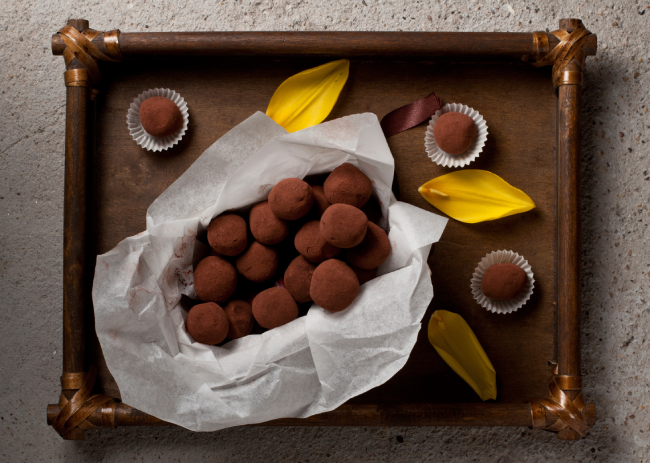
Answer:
284 255 317 303
320 203 368 249
249 201 289 245
351 266 377 286
268 178 314 220
235 241 279 283
207 214 248 256
481 263 527 300
186 302 229 345
311 185 331 218
323 163 373 208
345 222 391 270
223 300 254 339
294 220 341 263
252 287 299 329
139 96 184 138
194 256 237 303
433 112 478 155
310 259 360 313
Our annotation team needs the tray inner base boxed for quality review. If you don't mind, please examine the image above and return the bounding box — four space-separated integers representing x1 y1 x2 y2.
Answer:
90 58 556 405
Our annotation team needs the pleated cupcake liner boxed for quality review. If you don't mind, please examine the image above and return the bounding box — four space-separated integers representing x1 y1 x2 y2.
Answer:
127 88 189 152
471 250 535 314
424 103 488 168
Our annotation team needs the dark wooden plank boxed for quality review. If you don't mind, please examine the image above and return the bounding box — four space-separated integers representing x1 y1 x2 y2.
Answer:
90 57 557 407
345 61 556 405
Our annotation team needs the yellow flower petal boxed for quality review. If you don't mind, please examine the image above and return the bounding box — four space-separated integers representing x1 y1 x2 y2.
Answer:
428 310 497 401
418 170 535 223
266 59 350 133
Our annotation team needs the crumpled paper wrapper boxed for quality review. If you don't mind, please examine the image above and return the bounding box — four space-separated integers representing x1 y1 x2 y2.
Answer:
92 112 448 432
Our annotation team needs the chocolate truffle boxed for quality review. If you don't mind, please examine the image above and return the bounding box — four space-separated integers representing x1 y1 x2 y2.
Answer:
361 195 382 225
268 178 314 220
294 220 341 263
194 256 237 303
284 256 317 303
351 266 377 286
249 201 289 245
481 263 527 300
207 214 248 256
433 112 478 155
252 287 299 329
345 222 391 270
235 241 279 283
223 300 254 339
311 185 331 218
310 259 360 313
186 302 229 345
323 163 373 208
139 96 183 138
320 203 368 249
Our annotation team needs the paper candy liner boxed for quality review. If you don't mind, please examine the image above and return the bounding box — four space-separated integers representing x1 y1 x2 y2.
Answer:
127 88 189 152
471 250 535 314
424 103 488 168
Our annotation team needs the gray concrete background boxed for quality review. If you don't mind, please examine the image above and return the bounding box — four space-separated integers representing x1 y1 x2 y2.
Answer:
1 0 649 461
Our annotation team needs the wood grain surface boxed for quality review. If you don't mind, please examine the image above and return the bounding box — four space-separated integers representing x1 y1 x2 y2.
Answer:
90 57 557 407
555 18 585 440
46 402 597 428
51 31 597 59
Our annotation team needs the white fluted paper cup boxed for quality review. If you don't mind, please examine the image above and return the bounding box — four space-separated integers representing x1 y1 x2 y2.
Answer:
424 103 488 168
127 88 189 152
471 250 535 314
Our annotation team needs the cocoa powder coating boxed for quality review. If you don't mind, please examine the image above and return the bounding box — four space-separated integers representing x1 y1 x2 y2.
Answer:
235 241 279 283
223 300 254 339
138 96 184 138
186 302 229 345
432 112 478 155
284 255 317 303
345 222 391 270
323 163 373 208
294 220 341 263
252 287 299 329
481 263 527 300
193 256 238 303
311 185 331 218
310 259 360 313
320 203 368 249
268 178 314 220
207 214 248 256
249 201 289 245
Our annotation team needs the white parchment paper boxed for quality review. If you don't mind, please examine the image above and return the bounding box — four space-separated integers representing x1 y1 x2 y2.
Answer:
92 112 448 431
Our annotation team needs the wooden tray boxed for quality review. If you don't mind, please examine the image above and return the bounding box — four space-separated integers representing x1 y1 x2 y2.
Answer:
47 19 598 440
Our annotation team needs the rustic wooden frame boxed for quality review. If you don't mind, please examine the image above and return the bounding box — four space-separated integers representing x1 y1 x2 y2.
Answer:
47 18 597 440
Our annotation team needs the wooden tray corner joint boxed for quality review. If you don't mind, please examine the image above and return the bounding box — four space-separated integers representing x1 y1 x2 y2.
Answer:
47 18 598 440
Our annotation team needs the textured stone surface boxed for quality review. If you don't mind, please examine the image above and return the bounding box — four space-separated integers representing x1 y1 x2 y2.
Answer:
1 0 649 461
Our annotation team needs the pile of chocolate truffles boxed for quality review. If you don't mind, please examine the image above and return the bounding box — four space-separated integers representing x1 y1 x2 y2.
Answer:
186 163 391 345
